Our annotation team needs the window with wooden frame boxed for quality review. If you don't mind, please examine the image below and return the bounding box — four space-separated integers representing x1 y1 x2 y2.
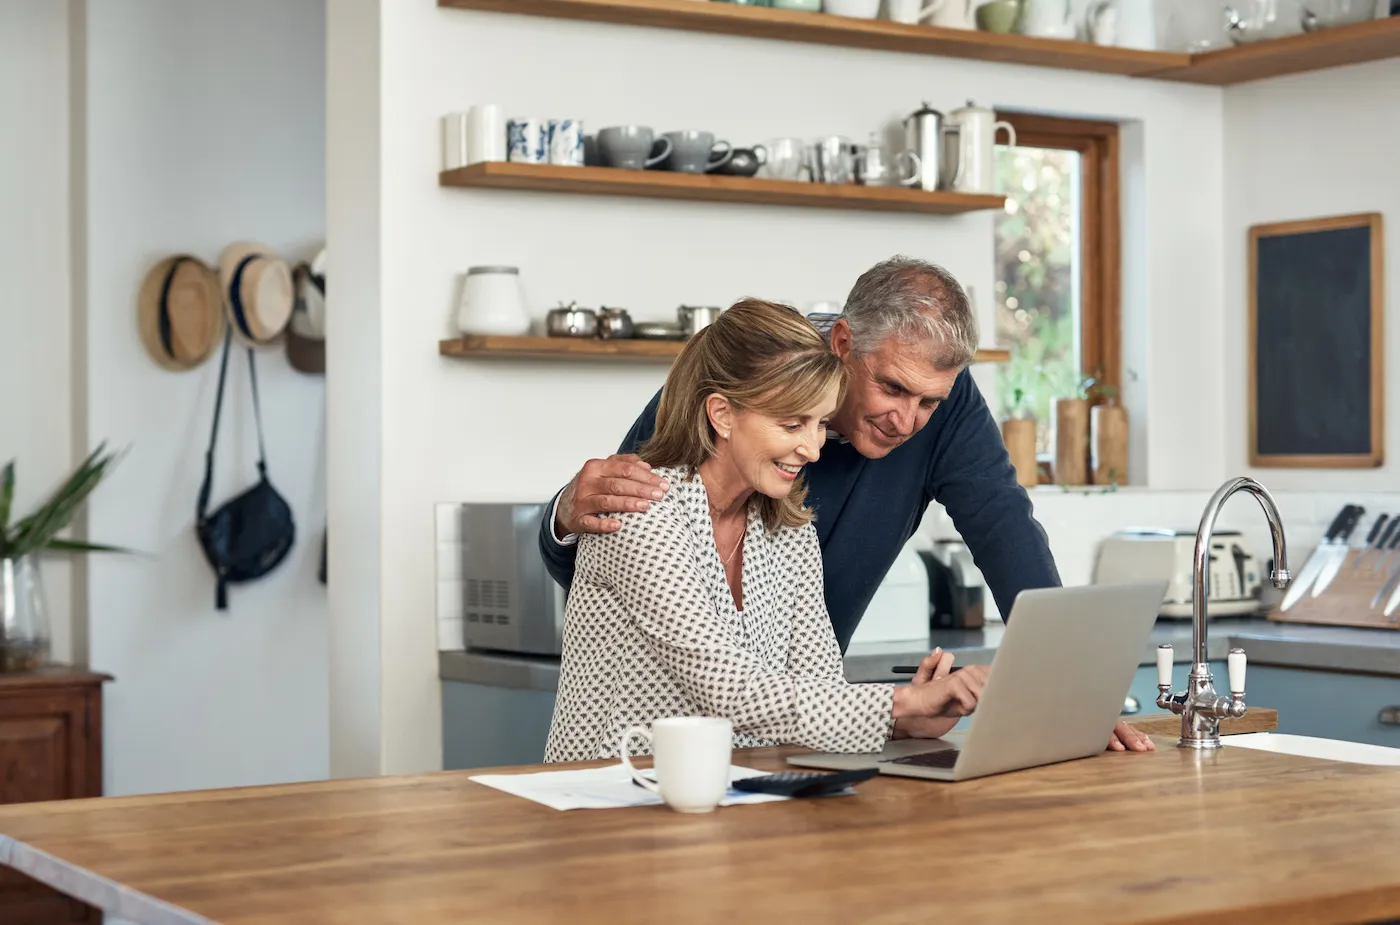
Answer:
990 113 1121 460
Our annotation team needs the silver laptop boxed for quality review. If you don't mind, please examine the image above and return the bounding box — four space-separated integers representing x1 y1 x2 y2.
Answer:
787 581 1168 782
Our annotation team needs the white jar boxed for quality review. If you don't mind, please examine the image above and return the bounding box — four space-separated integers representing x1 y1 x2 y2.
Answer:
456 266 528 336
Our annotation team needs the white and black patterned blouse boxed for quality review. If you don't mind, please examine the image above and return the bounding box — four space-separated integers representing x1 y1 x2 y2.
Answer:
544 466 896 762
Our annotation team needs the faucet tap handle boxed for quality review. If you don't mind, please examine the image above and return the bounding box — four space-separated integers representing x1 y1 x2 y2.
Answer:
1156 644 1173 688
1228 647 1247 695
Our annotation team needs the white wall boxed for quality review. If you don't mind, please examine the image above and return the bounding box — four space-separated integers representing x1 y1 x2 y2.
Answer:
75 0 329 796
1223 58 1400 492
329 7 1230 774
0 1 76 664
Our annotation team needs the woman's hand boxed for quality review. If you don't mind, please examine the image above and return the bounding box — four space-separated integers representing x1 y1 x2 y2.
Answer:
890 648 990 739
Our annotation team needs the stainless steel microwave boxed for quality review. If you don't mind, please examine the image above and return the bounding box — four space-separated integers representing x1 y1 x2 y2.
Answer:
458 503 566 657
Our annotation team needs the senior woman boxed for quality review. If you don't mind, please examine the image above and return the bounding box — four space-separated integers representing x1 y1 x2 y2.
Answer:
544 298 988 762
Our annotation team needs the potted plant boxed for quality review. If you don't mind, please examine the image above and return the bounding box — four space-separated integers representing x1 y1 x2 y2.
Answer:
1 444 125 673
1090 375 1129 487
1051 375 1093 486
1000 386 1039 490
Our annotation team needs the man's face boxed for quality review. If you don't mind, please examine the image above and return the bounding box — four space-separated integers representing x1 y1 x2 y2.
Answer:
828 320 959 460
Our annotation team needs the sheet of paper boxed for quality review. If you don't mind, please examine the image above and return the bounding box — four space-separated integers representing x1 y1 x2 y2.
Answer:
469 763 793 811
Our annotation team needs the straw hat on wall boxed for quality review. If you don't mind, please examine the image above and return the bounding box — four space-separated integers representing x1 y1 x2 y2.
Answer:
218 241 294 347
286 248 326 375
137 255 226 370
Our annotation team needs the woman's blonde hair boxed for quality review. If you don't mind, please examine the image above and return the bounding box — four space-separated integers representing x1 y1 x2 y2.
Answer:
639 299 845 533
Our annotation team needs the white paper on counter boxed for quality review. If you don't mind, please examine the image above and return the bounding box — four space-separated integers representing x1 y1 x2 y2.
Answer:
469 763 800 811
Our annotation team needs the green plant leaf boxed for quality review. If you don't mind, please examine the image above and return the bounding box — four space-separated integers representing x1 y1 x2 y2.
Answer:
44 538 136 555
10 443 122 559
0 461 13 553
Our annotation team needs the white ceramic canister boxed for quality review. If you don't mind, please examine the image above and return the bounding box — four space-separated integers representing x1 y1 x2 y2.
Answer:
456 266 529 336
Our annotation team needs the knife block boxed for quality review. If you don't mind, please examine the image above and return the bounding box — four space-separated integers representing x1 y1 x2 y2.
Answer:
1267 549 1400 630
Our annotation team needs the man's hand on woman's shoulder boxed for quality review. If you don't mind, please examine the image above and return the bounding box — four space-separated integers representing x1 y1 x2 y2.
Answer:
555 454 672 540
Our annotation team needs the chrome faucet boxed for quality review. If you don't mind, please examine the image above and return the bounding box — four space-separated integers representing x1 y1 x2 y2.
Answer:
1156 477 1291 749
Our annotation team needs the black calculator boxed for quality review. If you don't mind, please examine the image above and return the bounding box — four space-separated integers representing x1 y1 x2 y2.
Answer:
731 767 878 798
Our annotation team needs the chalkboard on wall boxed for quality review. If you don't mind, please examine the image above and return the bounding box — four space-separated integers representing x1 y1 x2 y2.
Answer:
1249 213 1384 468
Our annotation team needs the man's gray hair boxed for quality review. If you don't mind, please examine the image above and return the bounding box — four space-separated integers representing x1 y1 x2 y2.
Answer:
841 256 979 370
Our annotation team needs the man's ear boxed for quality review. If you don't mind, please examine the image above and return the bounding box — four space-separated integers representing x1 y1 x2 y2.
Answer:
829 318 853 360
705 393 734 440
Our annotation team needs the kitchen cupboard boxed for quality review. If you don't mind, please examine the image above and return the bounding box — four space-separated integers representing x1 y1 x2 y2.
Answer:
0 668 110 924
1243 665 1400 748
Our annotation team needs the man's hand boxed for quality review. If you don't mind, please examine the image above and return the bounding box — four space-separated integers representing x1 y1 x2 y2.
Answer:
554 454 670 540
1108 718 1155 752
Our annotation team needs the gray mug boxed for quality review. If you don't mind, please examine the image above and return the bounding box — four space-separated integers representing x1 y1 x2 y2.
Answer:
661 130 734 174
598 125 673 170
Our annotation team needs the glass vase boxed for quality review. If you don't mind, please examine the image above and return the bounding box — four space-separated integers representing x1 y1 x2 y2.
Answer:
0 556 51 673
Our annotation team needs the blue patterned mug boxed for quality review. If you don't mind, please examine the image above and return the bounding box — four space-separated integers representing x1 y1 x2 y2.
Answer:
508 118 548 164
548 119 584 167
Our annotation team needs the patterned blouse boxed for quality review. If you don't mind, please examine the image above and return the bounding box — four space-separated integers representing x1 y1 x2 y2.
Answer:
544 466 897 762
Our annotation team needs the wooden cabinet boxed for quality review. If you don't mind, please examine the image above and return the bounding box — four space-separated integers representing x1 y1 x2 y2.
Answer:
0 668 110 924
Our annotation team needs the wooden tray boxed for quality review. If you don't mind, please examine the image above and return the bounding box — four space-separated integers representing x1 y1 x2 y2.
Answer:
1267 548 1400 630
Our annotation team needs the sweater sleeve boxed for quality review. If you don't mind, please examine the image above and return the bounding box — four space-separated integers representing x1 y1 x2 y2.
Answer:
539 389 664 591
925 370 1062 622
599 500 894 754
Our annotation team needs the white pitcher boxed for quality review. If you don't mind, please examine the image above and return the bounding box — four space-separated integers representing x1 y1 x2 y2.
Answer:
885 0 976 27
946 100 1017 196
1017 0 1076 38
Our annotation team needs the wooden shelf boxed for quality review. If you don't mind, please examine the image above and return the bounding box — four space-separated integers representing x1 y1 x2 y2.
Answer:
440 0 1400 85
1149 16 1400 85
439 0 1189 76
440 334 1011 365
440 162 1005 215
440 335 686 363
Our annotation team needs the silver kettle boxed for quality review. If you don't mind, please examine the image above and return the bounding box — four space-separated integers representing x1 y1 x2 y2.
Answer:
902 103 959 193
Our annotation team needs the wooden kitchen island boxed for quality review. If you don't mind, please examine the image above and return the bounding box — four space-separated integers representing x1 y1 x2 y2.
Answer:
1 734 1399 925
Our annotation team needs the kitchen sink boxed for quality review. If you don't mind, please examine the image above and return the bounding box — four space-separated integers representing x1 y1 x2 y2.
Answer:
1223 733 1400 766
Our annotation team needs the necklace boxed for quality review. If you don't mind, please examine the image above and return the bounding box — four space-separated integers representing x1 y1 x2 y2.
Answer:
721 525 745 566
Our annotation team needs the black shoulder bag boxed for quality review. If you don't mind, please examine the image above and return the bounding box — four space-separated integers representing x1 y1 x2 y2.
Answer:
196 328 296 609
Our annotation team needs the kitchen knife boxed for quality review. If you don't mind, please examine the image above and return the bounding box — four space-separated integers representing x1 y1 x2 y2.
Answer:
1370 527 1400 608
1311 505 1368 597
1280 504 1360 611
1373 518 1400 575
1355 514 1397 572
1383 578 1400 620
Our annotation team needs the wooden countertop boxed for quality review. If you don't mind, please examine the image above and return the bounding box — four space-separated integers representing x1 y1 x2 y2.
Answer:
3 724 1400 925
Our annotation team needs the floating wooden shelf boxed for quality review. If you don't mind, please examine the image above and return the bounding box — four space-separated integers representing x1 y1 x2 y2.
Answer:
440 335 1012 365
439 0 1400 86
439 0 1189 76
440 162 1006 215
1149 16 1400 85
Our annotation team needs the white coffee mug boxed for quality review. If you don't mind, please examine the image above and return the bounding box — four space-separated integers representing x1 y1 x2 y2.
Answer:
467 104 506 164
619 717 733 814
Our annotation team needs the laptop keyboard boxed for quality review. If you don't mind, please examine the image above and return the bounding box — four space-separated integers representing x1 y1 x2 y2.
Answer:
887 748 960 769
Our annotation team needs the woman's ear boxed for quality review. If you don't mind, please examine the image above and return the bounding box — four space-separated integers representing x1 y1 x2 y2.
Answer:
705 393 734 441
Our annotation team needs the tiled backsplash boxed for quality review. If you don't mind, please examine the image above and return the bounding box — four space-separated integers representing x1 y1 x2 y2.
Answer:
435 489 1400 650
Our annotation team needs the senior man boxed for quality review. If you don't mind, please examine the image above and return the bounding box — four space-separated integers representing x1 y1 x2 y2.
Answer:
538 256 1153 753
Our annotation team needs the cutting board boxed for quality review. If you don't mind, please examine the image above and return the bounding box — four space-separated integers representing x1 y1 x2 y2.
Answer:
1268 548 1400 630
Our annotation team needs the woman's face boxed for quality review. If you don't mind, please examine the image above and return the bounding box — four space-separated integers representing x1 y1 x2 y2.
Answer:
720 383 839 501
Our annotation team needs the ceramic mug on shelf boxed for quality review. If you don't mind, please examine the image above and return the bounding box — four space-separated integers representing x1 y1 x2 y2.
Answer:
548 119 585 166
507 118 549 164
597 125 673 170
619 717 734 814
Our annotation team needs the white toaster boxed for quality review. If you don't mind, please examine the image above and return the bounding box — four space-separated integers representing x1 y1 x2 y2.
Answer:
1093 528 1262 618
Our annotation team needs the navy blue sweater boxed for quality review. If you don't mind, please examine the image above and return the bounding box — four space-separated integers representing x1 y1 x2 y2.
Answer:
538 368 1061 653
